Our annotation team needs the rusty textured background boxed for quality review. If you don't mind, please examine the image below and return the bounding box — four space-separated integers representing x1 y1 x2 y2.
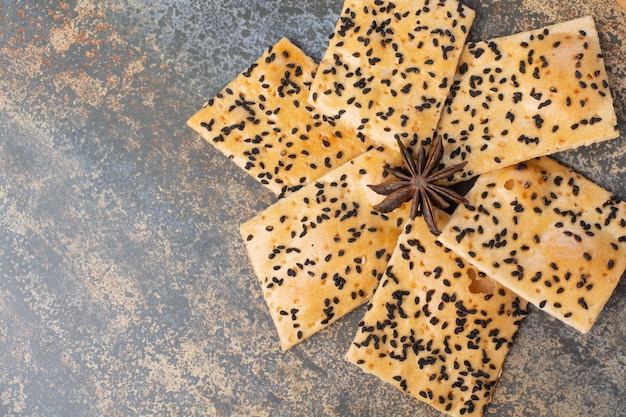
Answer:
1 1 625 416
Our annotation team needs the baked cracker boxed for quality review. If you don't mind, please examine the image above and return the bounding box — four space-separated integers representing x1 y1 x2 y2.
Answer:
308 0 475 150
347 211 527 417
436 16 619 183
188 37 373 196
241 146 409 349
439 157 626 333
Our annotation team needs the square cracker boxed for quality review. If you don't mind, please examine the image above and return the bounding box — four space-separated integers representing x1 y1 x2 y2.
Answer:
435 16 619 183
187 37 373 196
439 157 626 333
308 0 474 150
240 146 409 350
346 211 527 417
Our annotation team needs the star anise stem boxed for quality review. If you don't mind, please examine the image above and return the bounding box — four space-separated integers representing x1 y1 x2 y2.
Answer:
368 136 468 235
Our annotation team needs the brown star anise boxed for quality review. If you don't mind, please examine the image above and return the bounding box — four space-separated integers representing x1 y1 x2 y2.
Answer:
369 136 468 235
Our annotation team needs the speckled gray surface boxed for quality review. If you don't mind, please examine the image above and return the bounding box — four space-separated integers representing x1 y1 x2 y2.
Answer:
1 1 625 416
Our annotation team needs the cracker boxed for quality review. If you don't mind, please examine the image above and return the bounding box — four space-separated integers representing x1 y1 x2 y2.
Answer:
436 16 619 183
439 157 626 333
240 146 410 349
187 37 373 196
308 0 475 150
346 211 527 417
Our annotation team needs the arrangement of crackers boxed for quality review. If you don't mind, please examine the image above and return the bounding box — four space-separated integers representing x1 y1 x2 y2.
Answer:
187 1 624 416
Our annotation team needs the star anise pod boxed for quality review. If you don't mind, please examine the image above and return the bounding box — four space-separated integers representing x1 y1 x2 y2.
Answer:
368 136 469 235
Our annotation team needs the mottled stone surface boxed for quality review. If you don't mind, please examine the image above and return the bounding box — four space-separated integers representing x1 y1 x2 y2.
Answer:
0 1 624 416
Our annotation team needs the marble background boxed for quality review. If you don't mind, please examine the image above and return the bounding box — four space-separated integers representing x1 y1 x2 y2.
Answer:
1 1 625 416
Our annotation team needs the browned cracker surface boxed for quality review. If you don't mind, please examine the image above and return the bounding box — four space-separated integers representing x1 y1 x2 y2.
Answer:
188 37 373 196
240 146 409 349
308 0 475 151
436 16 618 183
439 157 626 333
347 212 527 417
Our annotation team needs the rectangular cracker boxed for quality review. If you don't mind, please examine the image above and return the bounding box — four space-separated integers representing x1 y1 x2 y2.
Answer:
346 211 527 417
439 157 626 333
435 16 619 183
187 37 373 196
308 0 475 150
240 146 409 349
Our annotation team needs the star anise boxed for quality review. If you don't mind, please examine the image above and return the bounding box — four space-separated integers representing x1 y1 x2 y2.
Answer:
368 136 468 235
